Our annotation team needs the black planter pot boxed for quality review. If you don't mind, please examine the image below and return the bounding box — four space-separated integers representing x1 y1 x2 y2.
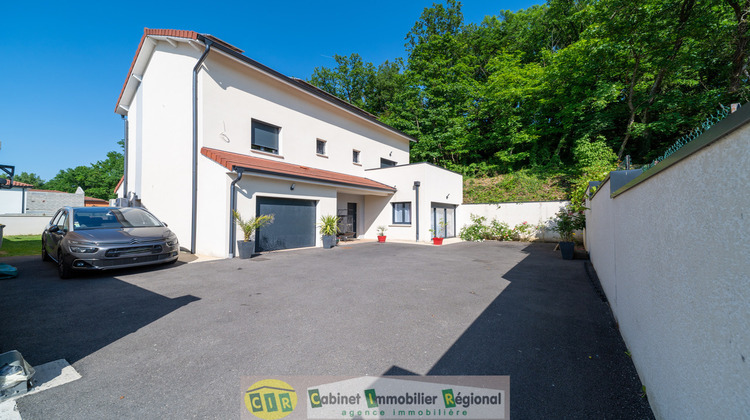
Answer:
559 241 575 260
237 240 255 259
322 235 335 249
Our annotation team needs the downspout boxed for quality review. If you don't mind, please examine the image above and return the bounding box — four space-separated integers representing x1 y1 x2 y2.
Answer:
121 115 128 199
414 181 420 242
191 39 213 254
228 167 244 258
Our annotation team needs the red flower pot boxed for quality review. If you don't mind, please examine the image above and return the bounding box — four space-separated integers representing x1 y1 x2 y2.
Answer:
377 236 386 243
432 237 443 245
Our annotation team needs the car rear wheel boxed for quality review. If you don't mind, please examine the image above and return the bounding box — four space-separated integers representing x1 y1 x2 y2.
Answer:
57 250 73 279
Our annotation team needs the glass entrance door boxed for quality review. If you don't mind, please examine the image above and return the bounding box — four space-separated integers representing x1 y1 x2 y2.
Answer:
431 204 456 238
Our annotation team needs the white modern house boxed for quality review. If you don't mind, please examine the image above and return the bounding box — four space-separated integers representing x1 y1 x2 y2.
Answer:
115 29 462 258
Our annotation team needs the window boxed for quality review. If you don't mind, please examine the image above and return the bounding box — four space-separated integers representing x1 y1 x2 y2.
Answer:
57 211 68 232
316 139 326 155
380 158 397 168
392 202 411 224
353 150 361 164
251 120 280 154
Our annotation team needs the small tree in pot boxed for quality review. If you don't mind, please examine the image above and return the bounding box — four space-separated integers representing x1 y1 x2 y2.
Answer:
232 210 274 259
319 215 340 249
377 225 387 243
551 206 585 260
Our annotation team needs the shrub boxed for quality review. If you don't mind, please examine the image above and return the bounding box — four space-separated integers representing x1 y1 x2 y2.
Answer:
460 215 536 242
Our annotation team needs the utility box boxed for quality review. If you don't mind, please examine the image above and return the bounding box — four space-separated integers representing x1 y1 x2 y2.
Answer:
0 350 36 401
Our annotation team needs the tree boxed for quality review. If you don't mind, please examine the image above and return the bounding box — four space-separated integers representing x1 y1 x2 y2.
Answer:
44 143 124 200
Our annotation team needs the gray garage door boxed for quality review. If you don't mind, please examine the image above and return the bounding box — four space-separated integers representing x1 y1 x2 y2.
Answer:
256 197 316 252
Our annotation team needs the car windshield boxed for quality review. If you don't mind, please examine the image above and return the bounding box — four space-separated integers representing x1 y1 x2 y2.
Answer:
72 208 163 230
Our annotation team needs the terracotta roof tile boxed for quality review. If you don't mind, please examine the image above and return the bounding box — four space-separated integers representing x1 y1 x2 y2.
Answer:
201 147 396 192
115 28 200 112
114 175 124 193
7 180 33 187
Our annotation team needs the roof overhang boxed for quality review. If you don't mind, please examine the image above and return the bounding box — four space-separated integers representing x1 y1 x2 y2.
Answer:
115 29 417 144
201 147 396 196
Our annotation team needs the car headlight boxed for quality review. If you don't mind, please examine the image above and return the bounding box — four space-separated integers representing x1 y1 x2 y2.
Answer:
69 241 99 253
70 246 99 253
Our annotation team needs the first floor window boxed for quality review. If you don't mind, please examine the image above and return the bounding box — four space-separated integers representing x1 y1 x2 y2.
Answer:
353 150 361 164
392 202 411 224
316 139 326 155
252 120 280 154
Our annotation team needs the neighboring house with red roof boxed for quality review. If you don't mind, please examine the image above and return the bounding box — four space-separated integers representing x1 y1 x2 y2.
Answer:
0 180 33 214
114 29 462 257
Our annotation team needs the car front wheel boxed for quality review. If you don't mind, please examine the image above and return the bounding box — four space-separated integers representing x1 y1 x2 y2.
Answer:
42 239 50 262
57 250 73 279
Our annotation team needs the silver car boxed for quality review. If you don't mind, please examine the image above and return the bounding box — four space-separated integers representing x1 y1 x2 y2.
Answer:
42 207 179 278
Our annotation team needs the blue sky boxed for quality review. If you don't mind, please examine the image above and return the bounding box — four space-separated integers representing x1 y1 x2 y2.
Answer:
0 0 539 182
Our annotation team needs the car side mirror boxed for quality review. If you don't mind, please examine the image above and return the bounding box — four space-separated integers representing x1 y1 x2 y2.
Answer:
48 226 59 233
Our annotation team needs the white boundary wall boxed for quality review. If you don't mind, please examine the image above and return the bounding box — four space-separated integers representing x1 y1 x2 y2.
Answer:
457 201 569 241
0 215 51 235
585 120 750 418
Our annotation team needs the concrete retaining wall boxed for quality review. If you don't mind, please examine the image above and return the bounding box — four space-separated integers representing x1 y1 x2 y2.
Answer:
585 110 750 419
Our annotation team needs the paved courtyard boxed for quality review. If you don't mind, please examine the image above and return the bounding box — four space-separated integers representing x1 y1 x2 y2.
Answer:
0 241 653 419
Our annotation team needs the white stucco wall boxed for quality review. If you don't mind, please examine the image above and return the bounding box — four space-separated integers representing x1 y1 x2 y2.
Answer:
458 201 569 241
585 125 750 419
200 51 411 175
124 41 202 247
0 189 25 214
365 163 463 242
0 215 50 235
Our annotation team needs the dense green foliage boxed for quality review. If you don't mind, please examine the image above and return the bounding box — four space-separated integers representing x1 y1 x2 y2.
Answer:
3 142 124 200
310 0 750 200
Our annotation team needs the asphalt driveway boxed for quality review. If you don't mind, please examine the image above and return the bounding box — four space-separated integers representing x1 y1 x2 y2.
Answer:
0 241 653 419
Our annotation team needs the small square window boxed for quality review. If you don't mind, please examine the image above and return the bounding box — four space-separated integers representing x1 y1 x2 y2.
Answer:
392 202 411 224
353 150 361 164
251 120 280 154
316 139 326 155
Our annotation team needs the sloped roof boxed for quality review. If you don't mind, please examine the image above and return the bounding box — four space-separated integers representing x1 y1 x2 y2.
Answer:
114 176 124 193
115 28 415 143
8 180 33 188
201 147 396 192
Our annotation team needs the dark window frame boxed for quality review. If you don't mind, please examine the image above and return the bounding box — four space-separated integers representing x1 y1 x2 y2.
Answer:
316 139 327 155
353 150 361 164
392 202 411 225
380 158 397 168
251 119 280 154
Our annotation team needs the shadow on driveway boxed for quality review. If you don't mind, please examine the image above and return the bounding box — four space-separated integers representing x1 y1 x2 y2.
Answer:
384 243 654 419
0 255 199 366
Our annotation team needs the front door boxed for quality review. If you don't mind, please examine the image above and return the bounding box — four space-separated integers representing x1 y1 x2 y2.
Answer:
347 203 357 236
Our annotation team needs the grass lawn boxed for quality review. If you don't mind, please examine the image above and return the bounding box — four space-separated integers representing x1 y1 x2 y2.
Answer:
0 234 41 257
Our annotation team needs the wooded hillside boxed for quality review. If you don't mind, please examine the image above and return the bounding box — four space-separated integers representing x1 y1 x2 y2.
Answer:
309 0 749 201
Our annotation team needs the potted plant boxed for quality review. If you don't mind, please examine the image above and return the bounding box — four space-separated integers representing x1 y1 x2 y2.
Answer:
430 221 448 245
551 205 585 260
377 226 387 243
319 215 340 249
232 210 274 259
